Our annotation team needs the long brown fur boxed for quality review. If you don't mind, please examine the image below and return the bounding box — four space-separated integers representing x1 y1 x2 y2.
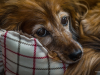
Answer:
65 2 100 75
0 0 100 75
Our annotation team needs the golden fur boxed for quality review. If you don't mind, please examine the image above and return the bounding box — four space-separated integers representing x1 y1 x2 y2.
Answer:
65 1 100 75
0 0 100 75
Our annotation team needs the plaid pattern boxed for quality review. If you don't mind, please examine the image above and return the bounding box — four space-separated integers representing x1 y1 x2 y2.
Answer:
0 30 5 74
0 30 68 75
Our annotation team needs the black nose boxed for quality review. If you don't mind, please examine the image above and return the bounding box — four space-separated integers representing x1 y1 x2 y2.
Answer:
68 50 82 61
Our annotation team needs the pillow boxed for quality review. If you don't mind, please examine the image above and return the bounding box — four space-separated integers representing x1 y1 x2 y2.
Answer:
0 30 68 75
0 30 5 74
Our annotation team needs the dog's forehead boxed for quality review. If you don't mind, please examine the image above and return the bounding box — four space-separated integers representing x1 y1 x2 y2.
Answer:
32 10 70 32
18 0 73 34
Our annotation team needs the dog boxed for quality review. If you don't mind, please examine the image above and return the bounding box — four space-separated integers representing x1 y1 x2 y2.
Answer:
0 0 100 75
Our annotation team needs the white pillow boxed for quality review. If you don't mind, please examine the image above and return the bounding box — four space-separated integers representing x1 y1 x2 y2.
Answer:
0 30 68 75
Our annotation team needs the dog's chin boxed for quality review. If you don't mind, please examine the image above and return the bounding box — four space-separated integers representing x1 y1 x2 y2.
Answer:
48 52 82 64
58 56 82 64
61 54 83 64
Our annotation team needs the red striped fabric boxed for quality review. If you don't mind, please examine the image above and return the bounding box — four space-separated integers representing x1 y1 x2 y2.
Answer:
4 31 8 75
1 45 48 59
0 31 68 75
33 38 37 75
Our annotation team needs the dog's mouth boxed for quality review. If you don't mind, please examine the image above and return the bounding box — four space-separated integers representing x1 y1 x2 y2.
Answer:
48 50 83 64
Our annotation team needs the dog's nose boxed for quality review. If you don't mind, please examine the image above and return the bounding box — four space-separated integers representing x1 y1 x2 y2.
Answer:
68 49 82 61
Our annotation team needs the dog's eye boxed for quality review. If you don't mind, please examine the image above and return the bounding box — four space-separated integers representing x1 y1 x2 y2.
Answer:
36 28 49 37
61 16 68 26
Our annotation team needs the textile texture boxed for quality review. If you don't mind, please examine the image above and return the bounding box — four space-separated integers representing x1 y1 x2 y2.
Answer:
0 30 68 75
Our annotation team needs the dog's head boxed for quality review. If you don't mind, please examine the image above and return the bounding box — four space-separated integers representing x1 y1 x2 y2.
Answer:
0 0 88 64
